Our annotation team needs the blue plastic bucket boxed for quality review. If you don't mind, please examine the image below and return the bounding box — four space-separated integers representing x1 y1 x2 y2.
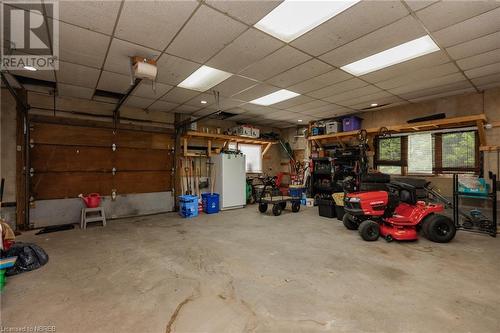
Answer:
288 187 304 198
179 195 199 218
201 193 220 214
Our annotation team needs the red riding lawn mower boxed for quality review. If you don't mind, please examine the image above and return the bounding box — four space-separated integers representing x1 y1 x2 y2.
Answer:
343 181 456 243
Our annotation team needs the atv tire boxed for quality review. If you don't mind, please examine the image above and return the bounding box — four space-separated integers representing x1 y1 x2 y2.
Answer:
343 213 359 230
291 201 301 213
425 214 456 243
359 220 380 241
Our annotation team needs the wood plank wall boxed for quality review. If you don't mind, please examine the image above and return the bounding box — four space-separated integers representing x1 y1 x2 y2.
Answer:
30 120 174 200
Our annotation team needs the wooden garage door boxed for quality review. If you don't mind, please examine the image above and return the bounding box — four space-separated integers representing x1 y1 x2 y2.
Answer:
30 121 174 200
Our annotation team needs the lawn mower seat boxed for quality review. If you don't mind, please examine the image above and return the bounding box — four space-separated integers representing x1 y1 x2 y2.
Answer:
387 181 417 205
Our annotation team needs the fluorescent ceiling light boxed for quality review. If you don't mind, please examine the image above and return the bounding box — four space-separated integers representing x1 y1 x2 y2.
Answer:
297 119 303 122
370 103 378 107
341 35 440 76
200 100 207 104
178 65 232 92
250 89 300 106
23 66 37 71
255 0 361 42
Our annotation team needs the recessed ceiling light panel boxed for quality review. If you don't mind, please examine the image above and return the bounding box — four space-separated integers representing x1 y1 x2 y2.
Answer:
250 89 300 106
178 65 232 92
341 35 440 76
255 0 361 42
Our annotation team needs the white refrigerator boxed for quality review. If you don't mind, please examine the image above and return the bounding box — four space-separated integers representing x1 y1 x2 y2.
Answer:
212 153 246 210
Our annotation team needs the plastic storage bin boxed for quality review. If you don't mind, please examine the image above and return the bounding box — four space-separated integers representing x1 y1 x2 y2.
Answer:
179 195 199 218
202 193 220 214
342 116 362 132
325 121 342 134
288 186 304 198
317 199 336 218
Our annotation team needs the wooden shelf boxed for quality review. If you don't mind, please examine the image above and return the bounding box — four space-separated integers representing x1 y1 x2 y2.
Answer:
181 131 277 157
308 114 488 146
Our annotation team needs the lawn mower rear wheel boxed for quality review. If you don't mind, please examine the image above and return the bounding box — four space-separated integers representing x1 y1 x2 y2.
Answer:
343 213 359 230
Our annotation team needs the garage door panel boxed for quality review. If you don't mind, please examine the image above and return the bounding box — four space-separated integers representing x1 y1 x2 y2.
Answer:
32 173 114 199
114 171 172 193
115 130 174 149
31 145 113 172
114 148 173 171
31 123 114 147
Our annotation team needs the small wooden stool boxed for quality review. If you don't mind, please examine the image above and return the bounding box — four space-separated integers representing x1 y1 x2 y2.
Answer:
80 207 106 229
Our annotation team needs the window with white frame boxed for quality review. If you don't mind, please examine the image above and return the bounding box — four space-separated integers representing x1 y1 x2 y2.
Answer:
228 143 263 173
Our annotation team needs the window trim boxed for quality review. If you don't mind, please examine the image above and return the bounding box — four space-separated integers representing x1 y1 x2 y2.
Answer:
374 128 479 176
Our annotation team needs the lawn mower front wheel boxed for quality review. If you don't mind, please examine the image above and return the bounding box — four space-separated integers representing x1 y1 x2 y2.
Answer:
343 213 359 230
359 220 380 241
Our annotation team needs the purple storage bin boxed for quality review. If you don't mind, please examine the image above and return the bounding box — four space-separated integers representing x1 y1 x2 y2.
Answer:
342 116 362 132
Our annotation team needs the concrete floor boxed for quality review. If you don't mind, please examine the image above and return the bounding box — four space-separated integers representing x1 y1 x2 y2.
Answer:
2 206 499 333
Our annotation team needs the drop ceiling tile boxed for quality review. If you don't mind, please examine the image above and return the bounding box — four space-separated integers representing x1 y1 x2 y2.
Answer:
266 59 333 88
57 83 94 100
10 69 56 82
348 95 404 110
132 81 173 99
388 72 467 95
395 79 473 99
465 62 500 79
228 113 254 122
320 16 426 67
206 28 283 74
239 103 281 115
115 1 197 50
124 96 155 109
286 100 330 113
206 0 281 25
415 1 500 32
456 48 500 71
376 62 459 90
161 87 199 104
97 71 132 94
307 78 367 99
409 86 475 103
166 5 247 63
57 61 100 88
192 107 218 117
475 81 500 91
471 72 500 87
57 22 110 68
323 85 383 104
446 31 500 60
155 53 200 86
218 98 246 110
185 93 214 107
173 104 199 114
272 95 315 110
404 1 438 12
103 38 160 75
299 104 349 116
232 84 280 102
147 100 179 112
433 7 500 48
57 1 121 35
290 1 409 56
239 46 311 81
339 91 396 108
211 75 258 97
287 69 353 94
224 107 248 115
361 51 450 83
